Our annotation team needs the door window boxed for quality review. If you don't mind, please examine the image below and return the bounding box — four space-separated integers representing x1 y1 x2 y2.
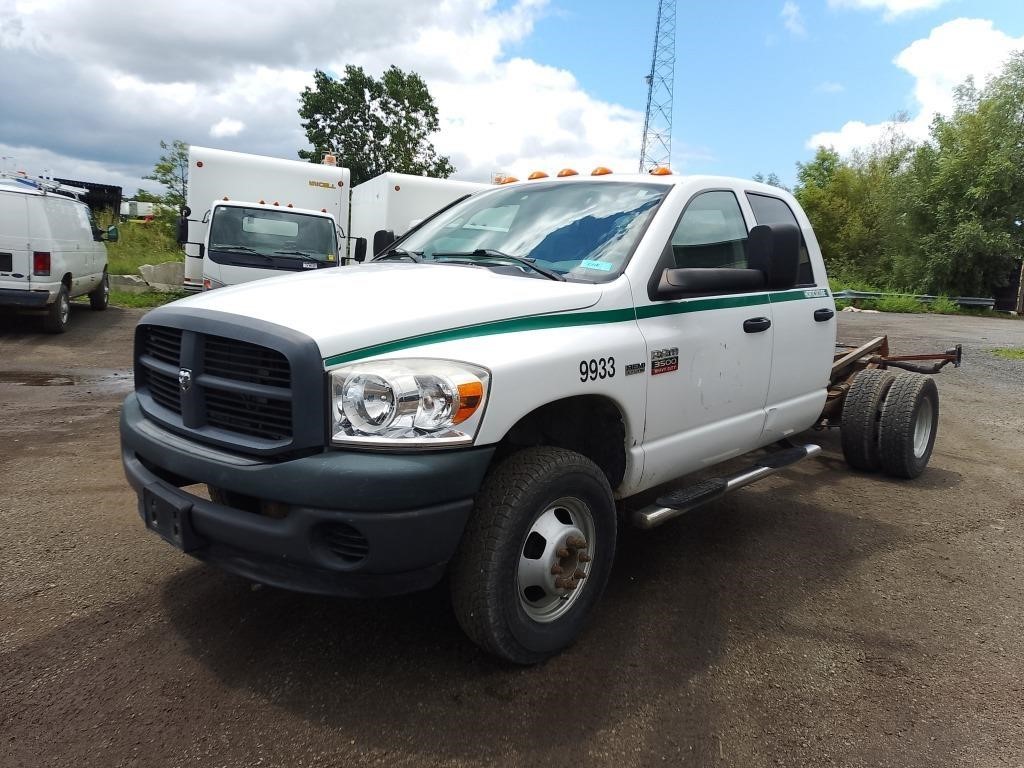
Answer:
745 192 815 286
670 190 748 270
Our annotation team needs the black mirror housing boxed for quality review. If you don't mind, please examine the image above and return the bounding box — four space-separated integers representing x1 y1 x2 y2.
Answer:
746 223 800 289
657 267 766 299
372 229 396 256
353 237 367 263
176 217 189 244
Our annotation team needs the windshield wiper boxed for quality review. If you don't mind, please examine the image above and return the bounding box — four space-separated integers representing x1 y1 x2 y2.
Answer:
374 248 423 263
431 249 565 281
210 244 272 260
273 250 322 258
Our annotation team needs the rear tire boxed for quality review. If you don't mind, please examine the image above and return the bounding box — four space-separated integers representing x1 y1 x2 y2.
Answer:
878 373 939 479
449 447 617 665
42 285 70 334
840 368 896 471
89 271 109 310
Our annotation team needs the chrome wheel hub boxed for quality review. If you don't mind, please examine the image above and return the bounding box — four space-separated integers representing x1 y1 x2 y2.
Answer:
517 496 595 623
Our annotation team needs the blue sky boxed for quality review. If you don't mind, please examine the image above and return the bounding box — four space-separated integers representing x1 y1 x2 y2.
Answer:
511 0 1024 184
2 1 1023 193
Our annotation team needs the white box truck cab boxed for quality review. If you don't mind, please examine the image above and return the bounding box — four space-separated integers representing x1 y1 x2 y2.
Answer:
0 174 118 332
179 146 350 291
349 172 488 255
121 170 952 664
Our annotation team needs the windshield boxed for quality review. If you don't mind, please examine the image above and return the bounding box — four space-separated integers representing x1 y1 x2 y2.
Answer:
208 206 338 262
394 180 667 282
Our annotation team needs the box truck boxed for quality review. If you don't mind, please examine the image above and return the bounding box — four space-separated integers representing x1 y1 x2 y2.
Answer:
179 146 351 291
350 173 488 255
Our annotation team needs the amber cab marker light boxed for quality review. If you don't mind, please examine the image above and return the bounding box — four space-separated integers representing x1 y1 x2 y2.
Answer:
497 176 519 184
556 168 578 177
591 166 612 176
527 171 548 180
649 166 672 175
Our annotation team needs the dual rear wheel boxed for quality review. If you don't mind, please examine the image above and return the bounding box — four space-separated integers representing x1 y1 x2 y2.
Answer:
840 369 939 479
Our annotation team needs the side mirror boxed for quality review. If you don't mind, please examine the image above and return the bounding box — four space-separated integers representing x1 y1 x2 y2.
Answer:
372 229 396 256
353 237 367 263
105 225 120 243
176 217 189 244
183 241 205 258
745 223 800 289
657 267 766 298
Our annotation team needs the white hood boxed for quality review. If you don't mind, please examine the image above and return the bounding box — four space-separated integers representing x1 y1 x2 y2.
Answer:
171 262 603 359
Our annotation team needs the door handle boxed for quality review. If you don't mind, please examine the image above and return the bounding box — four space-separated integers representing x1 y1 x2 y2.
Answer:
743 317 772 333
814 308 835 322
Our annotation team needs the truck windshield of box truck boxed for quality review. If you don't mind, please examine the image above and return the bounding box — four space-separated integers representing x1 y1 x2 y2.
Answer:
207 206 339 268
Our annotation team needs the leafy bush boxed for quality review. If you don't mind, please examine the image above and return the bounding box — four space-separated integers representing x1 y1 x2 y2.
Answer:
875 294 925 313
928 295 959 314
106 219 183 275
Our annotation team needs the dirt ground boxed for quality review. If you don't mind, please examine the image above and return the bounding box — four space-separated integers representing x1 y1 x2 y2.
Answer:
1 305 1022 768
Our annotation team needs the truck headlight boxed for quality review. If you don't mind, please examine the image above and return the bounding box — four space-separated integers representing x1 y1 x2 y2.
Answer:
330 359 489 448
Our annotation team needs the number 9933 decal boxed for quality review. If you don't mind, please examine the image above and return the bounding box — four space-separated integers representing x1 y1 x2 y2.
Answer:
579 357 615 382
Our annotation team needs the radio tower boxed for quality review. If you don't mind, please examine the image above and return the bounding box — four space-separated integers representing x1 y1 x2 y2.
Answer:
639 0 677 172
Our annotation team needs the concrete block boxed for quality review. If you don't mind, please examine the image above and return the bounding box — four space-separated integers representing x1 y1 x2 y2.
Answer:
109 273 149 294
138 261 185 288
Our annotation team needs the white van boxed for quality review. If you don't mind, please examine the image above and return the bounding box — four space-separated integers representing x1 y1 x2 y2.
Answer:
0 175 118 332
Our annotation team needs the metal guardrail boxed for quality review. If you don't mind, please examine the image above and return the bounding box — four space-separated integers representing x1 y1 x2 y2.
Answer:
832 290 995 309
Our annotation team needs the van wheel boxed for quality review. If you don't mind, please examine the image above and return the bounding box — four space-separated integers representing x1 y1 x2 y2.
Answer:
450 447 617 665
43 285 70 333
879 373 939 479
89 271 109 310
840 368 896 471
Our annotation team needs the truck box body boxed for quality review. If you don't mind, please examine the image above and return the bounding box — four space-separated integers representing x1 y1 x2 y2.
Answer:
349 173 487 251
182 146 350 290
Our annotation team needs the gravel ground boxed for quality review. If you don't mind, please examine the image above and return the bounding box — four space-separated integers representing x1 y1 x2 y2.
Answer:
0 306 1022 767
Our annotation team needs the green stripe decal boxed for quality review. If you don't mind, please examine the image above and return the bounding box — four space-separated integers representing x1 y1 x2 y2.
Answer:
322 288 826 366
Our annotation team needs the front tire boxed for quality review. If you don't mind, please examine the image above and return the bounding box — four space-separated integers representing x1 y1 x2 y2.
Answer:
450 447 617 665
43 285 70 334
89 271 109 310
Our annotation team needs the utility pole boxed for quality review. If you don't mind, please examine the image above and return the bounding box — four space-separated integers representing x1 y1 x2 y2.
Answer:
639 0 677 173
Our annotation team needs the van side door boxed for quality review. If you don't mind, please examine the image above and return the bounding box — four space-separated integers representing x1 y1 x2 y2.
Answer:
633 188 774 487
745 191 835 440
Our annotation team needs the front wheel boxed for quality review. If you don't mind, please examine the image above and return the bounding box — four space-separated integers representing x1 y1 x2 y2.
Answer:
450 447 617 665
89 271 109 310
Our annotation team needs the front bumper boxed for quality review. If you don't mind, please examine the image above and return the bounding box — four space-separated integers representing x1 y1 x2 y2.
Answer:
120 393 495 596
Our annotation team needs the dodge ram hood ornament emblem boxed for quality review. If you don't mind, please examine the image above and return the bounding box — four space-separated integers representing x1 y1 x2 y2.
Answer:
178 368 192 393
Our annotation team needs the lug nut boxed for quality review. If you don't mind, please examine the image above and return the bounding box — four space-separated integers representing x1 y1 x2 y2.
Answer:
550 565 563 575
567 536 587 550
574 569 587 580
578 553 592 563
557 547 570 558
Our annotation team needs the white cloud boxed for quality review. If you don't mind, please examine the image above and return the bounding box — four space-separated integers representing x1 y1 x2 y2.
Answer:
0 0 661 192
782 2 806 37
816 81 845 93
807 18 1024 154
210 118 245 138
828 0 950 21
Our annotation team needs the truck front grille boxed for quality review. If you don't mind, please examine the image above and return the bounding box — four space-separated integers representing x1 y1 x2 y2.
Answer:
134 319 321 457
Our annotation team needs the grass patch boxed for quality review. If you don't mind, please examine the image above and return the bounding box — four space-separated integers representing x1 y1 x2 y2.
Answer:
875 294 926 313
106 220 183 275
927 295 959 314
993 347 1024 360
109 290 188 308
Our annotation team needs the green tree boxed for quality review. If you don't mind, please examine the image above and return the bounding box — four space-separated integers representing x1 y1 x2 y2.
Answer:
903 57 1024 296
752 171 788 190
143 139 189 212
298 66 455 185
132 188 163 203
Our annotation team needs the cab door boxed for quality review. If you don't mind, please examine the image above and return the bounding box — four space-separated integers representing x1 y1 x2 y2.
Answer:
633 189 773 487
744 191 835 440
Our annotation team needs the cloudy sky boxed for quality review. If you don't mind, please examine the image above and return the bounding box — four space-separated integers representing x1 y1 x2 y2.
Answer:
1 0 1022 196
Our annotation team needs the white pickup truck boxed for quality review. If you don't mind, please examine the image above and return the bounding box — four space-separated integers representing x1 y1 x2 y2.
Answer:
120 171 953 664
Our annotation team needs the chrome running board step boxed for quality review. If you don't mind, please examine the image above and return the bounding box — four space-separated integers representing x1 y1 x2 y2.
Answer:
632 443 822 530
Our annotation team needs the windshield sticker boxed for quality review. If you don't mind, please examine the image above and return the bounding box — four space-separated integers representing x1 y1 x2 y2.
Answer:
651 347 679 376
579 259 613 272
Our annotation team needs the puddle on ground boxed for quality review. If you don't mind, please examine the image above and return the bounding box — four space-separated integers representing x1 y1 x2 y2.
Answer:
0 370 133 391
